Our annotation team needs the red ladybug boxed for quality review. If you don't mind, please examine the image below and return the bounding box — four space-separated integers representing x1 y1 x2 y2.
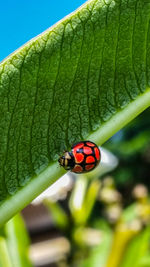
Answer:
58 141 101 174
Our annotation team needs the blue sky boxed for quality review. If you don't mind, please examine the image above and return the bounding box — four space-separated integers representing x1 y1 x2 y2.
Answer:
0 0 86 62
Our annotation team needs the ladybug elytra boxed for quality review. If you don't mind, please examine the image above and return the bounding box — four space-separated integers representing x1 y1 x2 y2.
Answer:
58 141 101 174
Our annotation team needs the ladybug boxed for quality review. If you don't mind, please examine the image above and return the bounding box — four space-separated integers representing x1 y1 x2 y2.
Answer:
58 141 101 174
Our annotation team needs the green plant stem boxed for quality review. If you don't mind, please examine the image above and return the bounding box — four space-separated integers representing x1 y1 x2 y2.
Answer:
106 227 139 267
0 237 12 267
44 199 69 229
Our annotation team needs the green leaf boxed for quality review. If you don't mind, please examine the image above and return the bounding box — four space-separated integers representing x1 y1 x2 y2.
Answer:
0 214 32 267
44 199 69 229
0 0 150 226
0 237 12 267
5 214 33 267
121 226 150 267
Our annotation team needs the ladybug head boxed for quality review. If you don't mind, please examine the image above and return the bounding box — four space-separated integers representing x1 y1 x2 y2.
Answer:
58 152 74 170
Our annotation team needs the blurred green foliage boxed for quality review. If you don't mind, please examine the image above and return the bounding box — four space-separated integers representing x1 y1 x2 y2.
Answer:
45 175 150 267
105 108 150 187
0 214 32 267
